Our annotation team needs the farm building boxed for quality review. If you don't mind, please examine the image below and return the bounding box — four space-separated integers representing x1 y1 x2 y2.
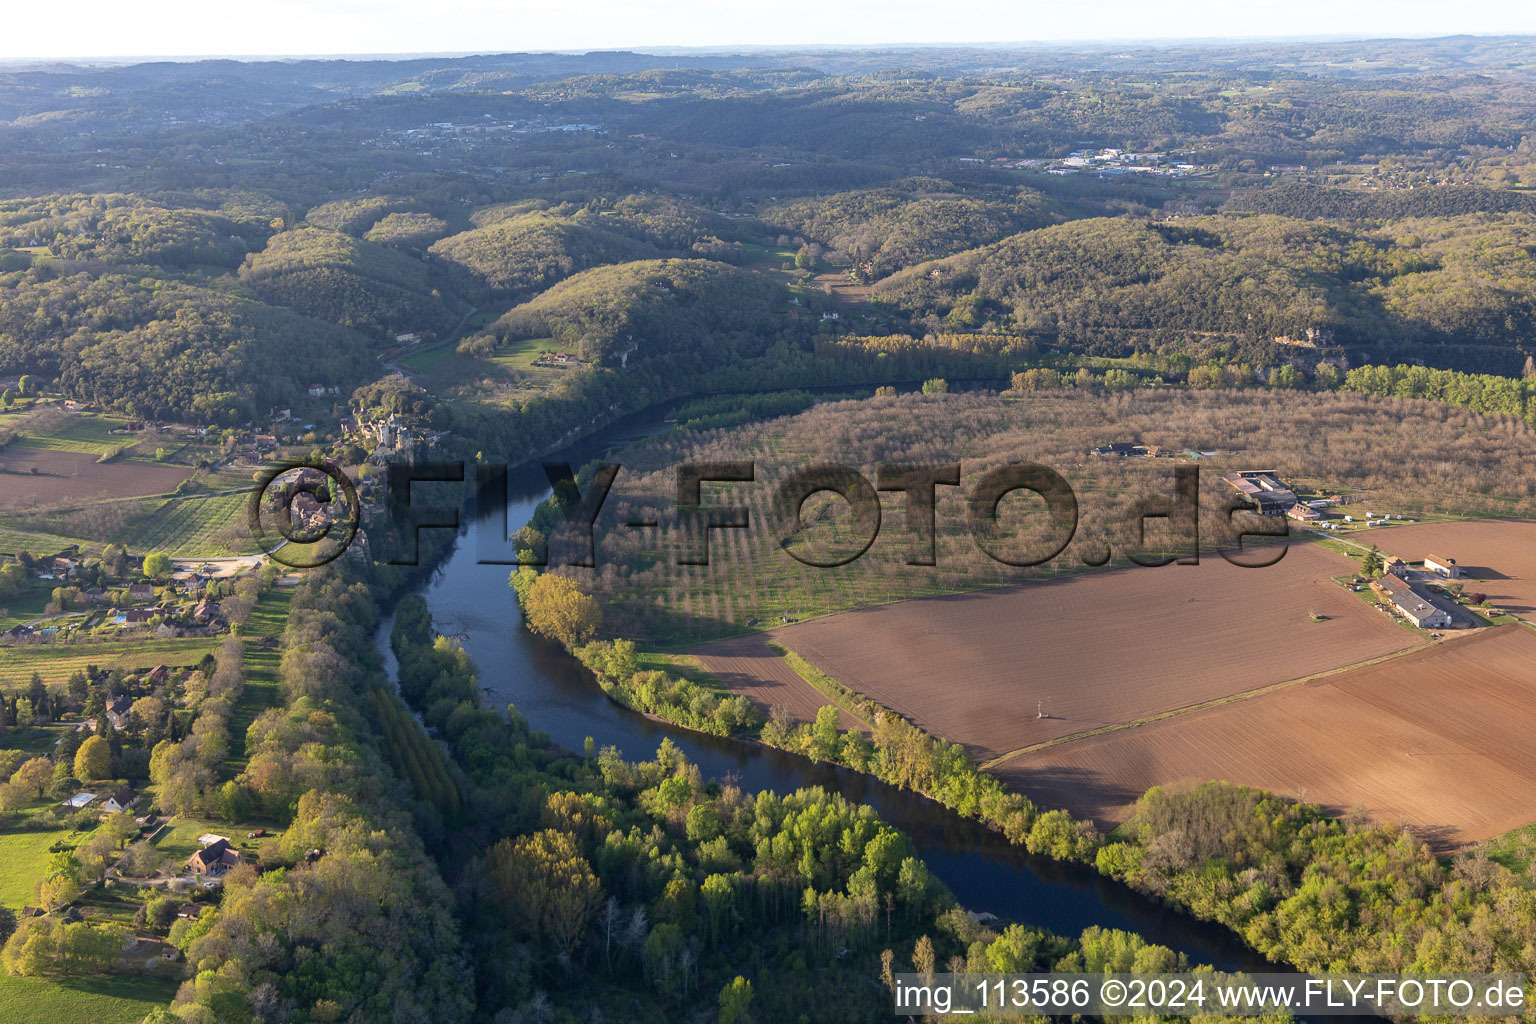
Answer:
1375 573 1453 629
1425 554 1460 578
1222 470 1298 515
1091 442 1160 458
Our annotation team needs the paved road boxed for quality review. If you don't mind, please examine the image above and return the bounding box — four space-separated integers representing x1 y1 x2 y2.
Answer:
379 302 479 377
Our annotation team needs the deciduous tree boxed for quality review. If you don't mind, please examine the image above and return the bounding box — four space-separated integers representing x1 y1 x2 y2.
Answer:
522 573 601 648
74 736 110 782
718 975 754 1024
486 828 604 959
12 756 52 798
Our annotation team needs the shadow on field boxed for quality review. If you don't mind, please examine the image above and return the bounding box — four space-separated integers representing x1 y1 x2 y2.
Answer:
994 763 1145 829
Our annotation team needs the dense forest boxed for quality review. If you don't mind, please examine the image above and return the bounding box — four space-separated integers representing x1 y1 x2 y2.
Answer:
0 192 277 268
0 263 375 419
1225 183 1536 221
239 226 458 338
874 213 1536 374
484 258 795 370
429 196 751 303
429 210 664 304
761 179 1060 279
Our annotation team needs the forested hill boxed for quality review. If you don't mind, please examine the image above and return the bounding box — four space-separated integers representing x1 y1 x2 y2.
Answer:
761 180 1061 279
239 227 458 338
0 262 376 419
873 213 1536 375
486 258 793 369
429 211 662 304
428 197 751 303
1226 183 1536 220
5 42 1536 419
0 191 278 268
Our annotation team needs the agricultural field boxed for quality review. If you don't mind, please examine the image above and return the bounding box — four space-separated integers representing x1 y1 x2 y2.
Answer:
117 493 254 556
486 336 581 382
0 491 255 556
0 448 190 511
397 343 459 373
227 589 291 768
691 635 865 731
0 819 89 910
0 527 78 557
0 636 221 688
703 540 1419 759
997 625 1536 850
4 412 140 454
404 336 586 412
0 807 127 1024
0 583 53 632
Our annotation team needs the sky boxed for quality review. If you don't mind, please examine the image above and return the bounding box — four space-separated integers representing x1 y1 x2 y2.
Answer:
3 0 1536 60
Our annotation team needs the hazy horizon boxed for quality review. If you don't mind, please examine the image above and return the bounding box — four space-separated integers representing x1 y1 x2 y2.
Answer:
4 34 1535 66
4 1 1536 61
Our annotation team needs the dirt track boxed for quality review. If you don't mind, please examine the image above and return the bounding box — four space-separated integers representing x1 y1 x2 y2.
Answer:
756 540 1417 761
998 625 1536 850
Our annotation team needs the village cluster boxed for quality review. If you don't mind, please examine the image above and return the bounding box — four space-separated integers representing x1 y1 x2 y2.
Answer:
958 147 1216 178
5 554 230 644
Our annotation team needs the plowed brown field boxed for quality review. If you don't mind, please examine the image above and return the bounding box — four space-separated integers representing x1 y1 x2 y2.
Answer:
0 448 190 510
997 625 1536 850
1372 518 1536 616
733 540 1417 761
693 635 865 732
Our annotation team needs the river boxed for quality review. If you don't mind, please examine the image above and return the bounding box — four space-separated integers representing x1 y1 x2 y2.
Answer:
375 403 1283 976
